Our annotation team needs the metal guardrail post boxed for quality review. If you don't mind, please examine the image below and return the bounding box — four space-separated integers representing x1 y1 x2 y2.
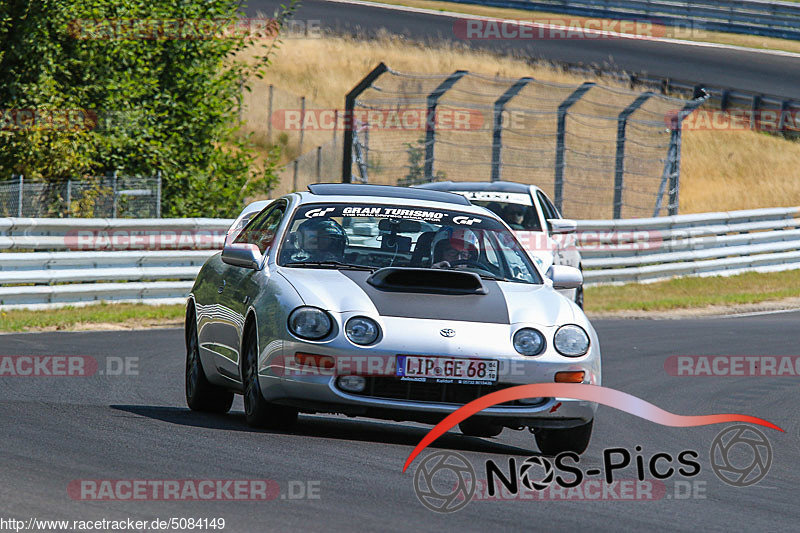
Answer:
424 71 467 181
342 63 388 183
613 92 654 219
491 77 533 182
554 82 594 212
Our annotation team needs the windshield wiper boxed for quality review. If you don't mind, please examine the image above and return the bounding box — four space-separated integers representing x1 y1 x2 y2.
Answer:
283 261 375 271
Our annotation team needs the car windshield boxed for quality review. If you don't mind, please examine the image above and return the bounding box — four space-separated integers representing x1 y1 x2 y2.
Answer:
277 203 542 284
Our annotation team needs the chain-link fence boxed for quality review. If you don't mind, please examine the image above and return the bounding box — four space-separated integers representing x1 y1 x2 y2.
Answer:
329 64 705 220
0 174 161 218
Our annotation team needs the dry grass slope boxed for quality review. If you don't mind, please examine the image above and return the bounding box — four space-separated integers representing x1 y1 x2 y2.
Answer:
240 34 800 213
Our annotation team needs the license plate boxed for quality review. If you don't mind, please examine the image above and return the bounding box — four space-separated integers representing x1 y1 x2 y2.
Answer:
396 355 498 384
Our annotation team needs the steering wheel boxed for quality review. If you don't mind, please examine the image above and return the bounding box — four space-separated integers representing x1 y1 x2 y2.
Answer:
449 259 498 277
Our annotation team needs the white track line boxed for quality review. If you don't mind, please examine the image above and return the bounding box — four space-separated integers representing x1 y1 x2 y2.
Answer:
324 0 800 59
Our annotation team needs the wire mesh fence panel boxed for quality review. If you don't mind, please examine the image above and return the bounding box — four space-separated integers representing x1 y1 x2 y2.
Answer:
333 66 702 219
0 176 161 218
274 138 344 197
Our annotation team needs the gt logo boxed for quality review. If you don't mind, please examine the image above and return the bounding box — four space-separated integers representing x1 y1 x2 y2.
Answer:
440 329 456 338
453 216 481 226
306 207 335 218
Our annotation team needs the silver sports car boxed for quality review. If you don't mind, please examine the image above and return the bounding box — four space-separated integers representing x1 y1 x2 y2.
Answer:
185 184 601 454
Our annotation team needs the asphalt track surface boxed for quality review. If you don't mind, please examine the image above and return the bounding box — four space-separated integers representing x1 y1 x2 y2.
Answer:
2 313 799 531
246 0 800 99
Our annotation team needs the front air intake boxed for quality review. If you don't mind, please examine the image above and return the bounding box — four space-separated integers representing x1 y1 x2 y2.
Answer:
366 267 487 295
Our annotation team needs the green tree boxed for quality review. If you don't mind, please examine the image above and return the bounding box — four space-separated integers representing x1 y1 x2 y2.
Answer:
0 0 297 217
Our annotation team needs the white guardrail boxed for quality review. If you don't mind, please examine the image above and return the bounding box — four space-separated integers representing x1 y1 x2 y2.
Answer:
1 207 800 309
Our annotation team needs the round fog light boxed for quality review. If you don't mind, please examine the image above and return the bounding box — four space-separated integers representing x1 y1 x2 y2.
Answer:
337 375 366 393
517 397 546 405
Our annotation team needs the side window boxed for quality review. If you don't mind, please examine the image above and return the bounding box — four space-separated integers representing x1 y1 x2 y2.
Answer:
234 200 287 255
537 192 559 232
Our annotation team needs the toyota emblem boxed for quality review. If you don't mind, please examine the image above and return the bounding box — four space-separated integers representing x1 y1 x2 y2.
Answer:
440 328 456 338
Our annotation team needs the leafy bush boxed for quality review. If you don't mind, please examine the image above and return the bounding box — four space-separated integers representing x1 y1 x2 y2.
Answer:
0 0 296 217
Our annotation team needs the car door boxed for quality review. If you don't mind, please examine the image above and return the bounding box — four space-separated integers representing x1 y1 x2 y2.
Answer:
213 200 288 379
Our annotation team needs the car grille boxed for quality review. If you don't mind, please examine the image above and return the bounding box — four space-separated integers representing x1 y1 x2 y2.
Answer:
342 377 544 407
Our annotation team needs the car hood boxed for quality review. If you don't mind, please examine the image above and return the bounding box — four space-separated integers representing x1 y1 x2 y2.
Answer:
277 267 575 327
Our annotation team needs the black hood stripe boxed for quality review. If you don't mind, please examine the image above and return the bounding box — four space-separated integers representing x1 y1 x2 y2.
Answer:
341 270 510 324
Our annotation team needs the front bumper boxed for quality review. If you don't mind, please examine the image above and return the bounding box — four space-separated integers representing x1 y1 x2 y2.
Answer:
258 342 599 429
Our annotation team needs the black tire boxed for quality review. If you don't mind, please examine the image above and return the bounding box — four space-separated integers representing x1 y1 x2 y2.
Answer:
185 305 234 413
534 420 593 456
459 419 503 438
241 325 298 429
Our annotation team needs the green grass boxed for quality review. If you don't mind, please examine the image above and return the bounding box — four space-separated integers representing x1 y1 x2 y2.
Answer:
585 269 800 312
0 302 185 333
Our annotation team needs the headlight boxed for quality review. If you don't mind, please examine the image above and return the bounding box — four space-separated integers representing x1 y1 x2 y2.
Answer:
554 325 590 357
288 307 332 340
345 316 380 345
513 328 546 356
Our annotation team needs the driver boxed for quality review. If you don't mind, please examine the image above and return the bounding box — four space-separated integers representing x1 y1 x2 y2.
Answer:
502 204 526 230
431 228 480 269
286 218 347 262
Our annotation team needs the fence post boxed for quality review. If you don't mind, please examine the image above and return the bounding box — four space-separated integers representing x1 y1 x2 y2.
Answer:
238 76 245 124
613 92 653 219
342 63 388 183
778 100 792 135
424 70 467 181
316 146 322 182
267 84 274 145
491 77 533 182
156 170 162 218
18 174 23 217
112 170 118 218
654 87 709 216
293 160 299 191
66 179 72 217
750 95 762 130
554 82 594 212
333 110 338 145
299 95 306 156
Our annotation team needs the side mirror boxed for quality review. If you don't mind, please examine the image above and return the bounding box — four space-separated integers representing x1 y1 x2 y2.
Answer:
547 265 583 290
548 218 577 234
221 243 263 270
